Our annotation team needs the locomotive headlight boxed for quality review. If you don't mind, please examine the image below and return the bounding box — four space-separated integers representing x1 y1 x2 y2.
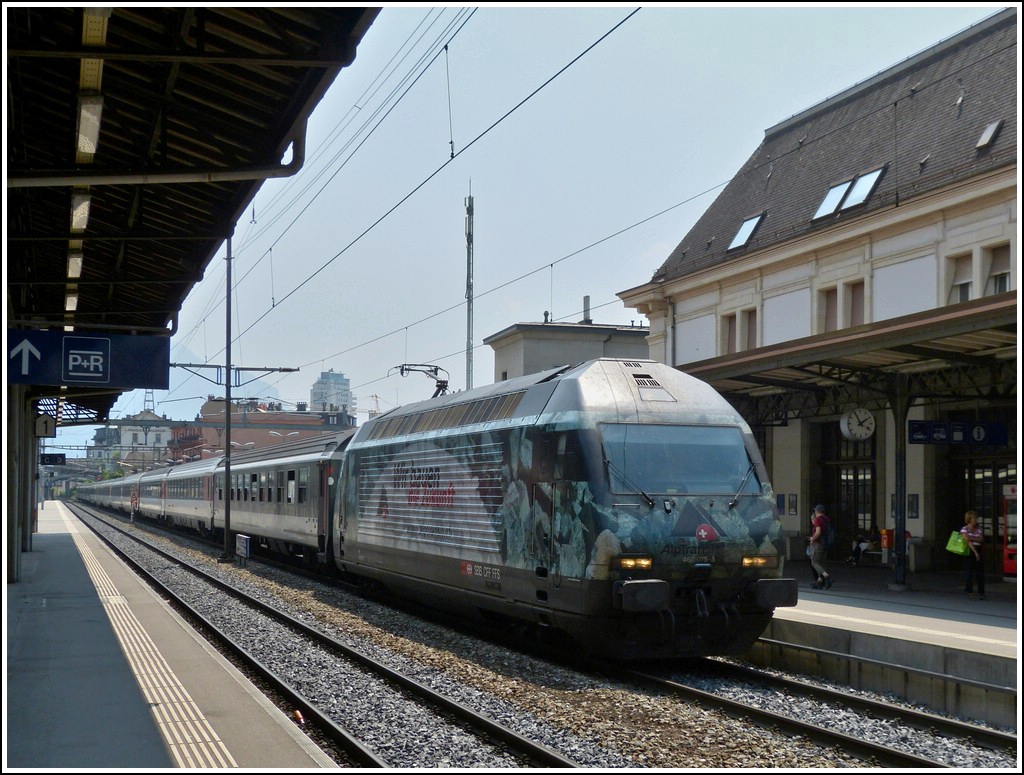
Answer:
742 555 779 569
613 555 653 570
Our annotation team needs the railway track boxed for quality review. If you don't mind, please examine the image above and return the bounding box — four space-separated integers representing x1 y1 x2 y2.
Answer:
606 661 1017 769
71 501 1017 769
704 657 1017 753
70 502 582 768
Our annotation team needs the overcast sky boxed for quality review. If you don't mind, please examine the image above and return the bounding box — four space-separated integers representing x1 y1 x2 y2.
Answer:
49 3 1003 453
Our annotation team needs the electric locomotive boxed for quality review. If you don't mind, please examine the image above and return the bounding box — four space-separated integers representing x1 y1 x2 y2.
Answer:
334 358 798 660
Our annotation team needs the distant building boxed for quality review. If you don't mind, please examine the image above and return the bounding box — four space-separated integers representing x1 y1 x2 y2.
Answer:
119 410 173 470
186 397 341 455
310 369 356 415
484 296 650 381
85 426 121 472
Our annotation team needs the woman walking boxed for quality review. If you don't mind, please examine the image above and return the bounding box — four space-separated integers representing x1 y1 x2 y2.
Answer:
960 510 986 600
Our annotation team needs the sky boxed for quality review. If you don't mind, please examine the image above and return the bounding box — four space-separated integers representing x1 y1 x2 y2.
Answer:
45 3 1005 454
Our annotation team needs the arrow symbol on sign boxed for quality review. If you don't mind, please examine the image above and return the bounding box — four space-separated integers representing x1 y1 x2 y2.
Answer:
10 339 42 375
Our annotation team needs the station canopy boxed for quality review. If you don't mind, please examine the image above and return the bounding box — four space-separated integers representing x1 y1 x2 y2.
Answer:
6 6 380 426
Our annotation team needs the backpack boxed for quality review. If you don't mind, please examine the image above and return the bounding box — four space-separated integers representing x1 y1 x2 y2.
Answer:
812 511 837 550
822 515 837 550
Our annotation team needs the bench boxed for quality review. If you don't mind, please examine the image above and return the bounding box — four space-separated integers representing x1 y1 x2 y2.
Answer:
859 550 884 567
848 541 884 567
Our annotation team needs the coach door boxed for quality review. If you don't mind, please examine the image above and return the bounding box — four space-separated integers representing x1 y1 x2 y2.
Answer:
317 463 332 559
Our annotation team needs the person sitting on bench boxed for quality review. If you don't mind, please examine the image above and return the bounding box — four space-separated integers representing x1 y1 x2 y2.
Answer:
847 522 880 567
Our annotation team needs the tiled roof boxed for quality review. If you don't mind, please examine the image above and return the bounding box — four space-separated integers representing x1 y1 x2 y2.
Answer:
654 8 1017 283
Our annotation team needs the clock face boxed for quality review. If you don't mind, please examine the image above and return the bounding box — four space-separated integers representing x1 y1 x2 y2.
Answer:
841 407 875 440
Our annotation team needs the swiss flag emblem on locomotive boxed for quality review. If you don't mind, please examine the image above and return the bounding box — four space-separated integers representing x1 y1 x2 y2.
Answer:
696 523 719 541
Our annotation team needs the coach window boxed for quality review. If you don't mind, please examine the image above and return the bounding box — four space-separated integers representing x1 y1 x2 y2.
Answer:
287 470 296 504
298 468 309 504
276 471 284 503
250 473 258 501
260 471 267 502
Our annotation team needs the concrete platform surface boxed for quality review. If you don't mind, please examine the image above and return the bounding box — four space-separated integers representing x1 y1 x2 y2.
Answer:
5 501 338 770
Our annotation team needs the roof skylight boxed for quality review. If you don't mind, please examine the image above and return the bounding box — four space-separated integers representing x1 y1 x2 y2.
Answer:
812 166 885 219
976 119 1003 149
812 181 852 220
841 168 884 209
727 213 764 250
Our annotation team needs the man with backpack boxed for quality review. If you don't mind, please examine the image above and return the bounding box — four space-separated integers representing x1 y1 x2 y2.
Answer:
809 504 835 589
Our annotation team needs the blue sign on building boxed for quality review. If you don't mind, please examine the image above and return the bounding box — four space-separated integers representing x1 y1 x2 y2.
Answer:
7 329 169 389
908 420 1008 446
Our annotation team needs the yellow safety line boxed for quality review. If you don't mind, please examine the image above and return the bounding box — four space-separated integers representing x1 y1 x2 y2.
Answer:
57 503 238 768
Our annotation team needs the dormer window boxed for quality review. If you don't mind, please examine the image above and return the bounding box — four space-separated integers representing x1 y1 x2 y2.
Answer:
812 166 886 219
727 212 764 250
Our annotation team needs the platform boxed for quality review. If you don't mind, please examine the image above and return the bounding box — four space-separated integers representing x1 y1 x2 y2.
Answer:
751 556 1019 728
779 557 1017 657
4 502 1019 768
5 501 337 770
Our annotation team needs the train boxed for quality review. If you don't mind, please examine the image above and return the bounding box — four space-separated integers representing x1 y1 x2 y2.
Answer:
77 358 798 660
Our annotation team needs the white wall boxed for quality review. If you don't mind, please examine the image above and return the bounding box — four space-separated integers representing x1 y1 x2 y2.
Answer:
675 313 716 364
763 287 811 346
873 254 937 319
884 405 931 540
770 421 805 536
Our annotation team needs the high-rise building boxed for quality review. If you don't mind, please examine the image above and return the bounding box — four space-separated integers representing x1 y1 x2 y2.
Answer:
310 369 355 414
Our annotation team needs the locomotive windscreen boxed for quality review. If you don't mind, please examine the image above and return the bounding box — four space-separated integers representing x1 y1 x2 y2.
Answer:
601 423 760 496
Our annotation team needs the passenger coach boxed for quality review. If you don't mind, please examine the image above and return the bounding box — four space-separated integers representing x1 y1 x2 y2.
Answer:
216 432 353 564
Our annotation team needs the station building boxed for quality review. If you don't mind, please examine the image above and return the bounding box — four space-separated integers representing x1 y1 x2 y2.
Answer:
618 9 1017 579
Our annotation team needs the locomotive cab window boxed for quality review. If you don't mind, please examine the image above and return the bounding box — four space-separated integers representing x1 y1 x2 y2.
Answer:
602 423 759 496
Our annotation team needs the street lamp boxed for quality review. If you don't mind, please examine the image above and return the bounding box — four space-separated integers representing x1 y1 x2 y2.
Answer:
269 431 299 438
230 441 255 448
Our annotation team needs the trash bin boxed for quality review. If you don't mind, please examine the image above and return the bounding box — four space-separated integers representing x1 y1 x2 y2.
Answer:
880 528 894 549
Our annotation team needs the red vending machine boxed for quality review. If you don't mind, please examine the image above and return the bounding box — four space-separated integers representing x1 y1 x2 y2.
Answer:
1003 485 1016 579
